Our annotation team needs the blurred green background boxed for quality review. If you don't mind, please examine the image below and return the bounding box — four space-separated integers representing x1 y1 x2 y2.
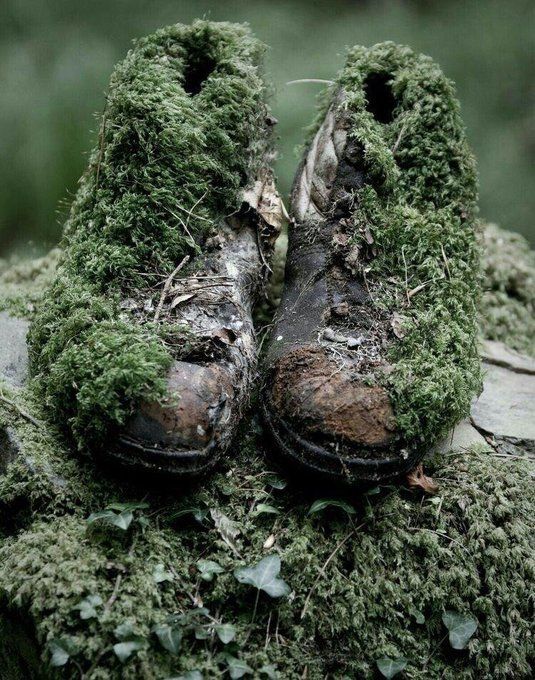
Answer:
1 0 534 256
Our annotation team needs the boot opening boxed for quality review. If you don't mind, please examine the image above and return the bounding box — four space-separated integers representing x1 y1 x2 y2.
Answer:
183 54 217 95
364 72 395 123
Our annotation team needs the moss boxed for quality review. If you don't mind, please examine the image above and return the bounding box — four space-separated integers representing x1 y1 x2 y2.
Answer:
0 226 534 678
318 43 481 449
27 20 273 450
0 249 60 319
479 223 535 356
0 427 533 679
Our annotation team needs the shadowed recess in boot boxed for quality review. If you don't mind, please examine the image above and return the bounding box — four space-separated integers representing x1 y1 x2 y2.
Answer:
26 21 274 452
363 72 396 124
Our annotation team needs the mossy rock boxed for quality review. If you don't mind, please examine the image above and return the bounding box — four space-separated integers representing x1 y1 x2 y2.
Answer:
0 224 534 678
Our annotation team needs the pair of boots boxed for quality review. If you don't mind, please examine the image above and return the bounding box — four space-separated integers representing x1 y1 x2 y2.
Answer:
28 21 481 486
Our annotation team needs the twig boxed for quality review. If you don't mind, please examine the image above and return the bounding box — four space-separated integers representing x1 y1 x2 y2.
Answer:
82 646 113 680
0 393 42 428
103 574 122 613
407 527 469 553
401 245 410 306
264 610 272 651
153 256 190 322
286 79 334 85
94 99 108 194
391 117 409 155
300 527 360 619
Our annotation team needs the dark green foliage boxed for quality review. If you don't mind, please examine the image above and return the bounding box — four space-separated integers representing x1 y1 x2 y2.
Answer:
329 43 481 446
27 21 272 449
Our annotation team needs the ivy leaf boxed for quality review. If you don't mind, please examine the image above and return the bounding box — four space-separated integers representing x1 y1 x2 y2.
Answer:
442 611 478 649
214 623 236 644
171 507 208 525
109 510 134 530
409 608 425 624
197 559 225 582
308 499 356 516
86 509 133 531
225 655 253 679
48 638 77 667
75 594 103 620
153 563 174 584
234 555 290 598
259 664 278 679
167 673 203 680
114 622 135 640
210 509 241 554
376 656 408 678
86 509 115 524
254 504 280 516
265 475 287 490
113 640 145 663
153 623 182 655
194 626 211 640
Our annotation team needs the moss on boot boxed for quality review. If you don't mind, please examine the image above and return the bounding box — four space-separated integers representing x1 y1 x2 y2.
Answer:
301 43 481 452
27 21 274 451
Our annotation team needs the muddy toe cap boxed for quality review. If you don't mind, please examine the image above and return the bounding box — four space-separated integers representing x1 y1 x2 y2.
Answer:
263 345 417 481
115 360 235 474
268 346 397 449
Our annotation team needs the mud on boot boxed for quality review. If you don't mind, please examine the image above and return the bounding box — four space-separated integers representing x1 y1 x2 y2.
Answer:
262 42 481 484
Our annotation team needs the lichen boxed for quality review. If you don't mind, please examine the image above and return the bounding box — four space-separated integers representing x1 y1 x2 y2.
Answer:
316 43 481 449
27 20 273 450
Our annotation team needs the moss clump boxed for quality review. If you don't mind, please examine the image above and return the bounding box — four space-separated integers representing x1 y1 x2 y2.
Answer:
480 223 535 356
27 20 273 450
323 43 481 449
0 422 533 679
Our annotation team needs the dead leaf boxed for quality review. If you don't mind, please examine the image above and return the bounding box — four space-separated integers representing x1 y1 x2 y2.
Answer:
263 534 276 550
242 171 283 231
210 509 241 555
362 226 374 245
212 328 237 345
391 312 406 339
406 463 439 494
169 293 196 309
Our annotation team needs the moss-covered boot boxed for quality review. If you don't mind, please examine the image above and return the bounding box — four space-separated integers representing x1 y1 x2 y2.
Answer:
262 43 481 484
27 21 281 476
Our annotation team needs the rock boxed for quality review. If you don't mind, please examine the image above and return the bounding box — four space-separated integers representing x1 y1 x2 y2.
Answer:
0 312 30 387
437 341 535 455
433 418 490 455
480 339 535 375
473 350 535 441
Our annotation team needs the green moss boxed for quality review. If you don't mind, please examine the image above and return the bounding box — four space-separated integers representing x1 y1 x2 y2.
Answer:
479 223 535 356
324 43 481 448
27 20 273 449
0 426 533 679
0 228 534 678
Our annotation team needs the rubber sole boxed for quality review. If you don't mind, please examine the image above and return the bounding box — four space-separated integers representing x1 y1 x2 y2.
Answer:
262 400 423 485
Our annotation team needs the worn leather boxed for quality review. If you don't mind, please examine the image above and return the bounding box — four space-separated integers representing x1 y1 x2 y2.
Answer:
262 92 420 483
